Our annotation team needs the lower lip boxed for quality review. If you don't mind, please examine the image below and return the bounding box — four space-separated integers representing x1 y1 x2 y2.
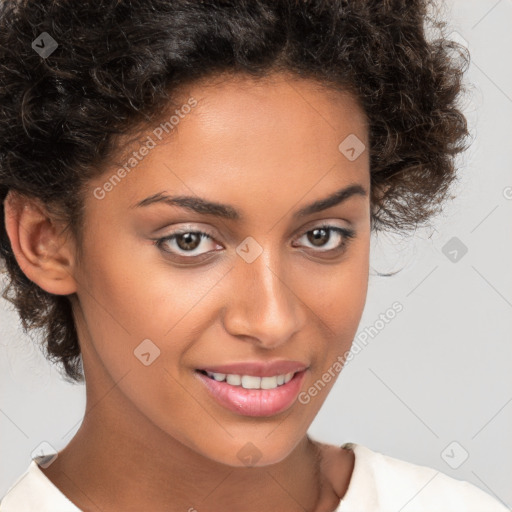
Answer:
195 370 307 417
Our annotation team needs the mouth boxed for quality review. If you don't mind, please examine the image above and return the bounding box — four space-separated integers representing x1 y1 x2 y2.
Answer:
194 368 308 417
196 369 300 390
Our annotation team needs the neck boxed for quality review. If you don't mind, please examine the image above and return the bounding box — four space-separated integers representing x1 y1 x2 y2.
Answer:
40 382 335 512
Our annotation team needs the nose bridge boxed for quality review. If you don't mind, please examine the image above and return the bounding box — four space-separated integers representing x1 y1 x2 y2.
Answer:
224 237 304 346
248 242 286 308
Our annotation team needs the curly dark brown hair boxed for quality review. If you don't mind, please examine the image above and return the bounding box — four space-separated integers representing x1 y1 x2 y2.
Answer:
0 0 470 383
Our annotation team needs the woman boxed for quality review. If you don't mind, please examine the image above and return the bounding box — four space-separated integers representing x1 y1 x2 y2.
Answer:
0 0 507 511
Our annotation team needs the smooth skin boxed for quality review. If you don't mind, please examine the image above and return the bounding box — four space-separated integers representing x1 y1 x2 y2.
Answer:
4 71 372 512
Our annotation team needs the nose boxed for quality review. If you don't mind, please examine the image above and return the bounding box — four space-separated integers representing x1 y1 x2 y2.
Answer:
221 246 307 349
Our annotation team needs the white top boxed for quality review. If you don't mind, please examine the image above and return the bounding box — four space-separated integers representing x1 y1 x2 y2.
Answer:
0 443 509 511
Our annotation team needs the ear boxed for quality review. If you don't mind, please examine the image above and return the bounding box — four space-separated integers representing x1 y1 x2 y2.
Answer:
3 190 78 295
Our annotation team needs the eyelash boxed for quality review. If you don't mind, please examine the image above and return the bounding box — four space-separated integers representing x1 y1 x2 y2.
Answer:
152 223 356 262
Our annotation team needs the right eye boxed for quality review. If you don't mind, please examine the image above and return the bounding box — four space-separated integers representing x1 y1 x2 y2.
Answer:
153 229 223 260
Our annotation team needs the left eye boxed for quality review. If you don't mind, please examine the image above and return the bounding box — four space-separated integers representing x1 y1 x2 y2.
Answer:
154 224 355 260
294 224 355 253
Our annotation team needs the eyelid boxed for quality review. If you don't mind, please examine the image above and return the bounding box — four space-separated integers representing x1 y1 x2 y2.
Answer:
290 217 353 238
158 224 218 238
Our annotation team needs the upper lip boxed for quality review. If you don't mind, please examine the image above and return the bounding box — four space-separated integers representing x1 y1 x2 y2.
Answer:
197 360 309 377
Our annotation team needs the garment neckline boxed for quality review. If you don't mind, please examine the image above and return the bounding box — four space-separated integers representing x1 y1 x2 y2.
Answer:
336 442 358 505
25 455 81 509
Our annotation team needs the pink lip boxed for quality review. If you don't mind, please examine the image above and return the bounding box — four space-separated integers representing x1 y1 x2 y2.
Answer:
195 369 308 417
197 360 309 378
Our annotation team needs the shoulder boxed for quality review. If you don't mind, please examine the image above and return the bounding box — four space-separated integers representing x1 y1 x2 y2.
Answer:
337 443 509 512
0 455 80 512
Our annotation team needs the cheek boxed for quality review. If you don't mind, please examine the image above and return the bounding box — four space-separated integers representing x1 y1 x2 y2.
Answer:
74 243 202 428
74 234 229 378
304 237 369 363
303 236 369 323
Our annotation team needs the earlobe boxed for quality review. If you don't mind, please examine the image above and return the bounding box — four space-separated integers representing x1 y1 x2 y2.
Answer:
3 190 78 296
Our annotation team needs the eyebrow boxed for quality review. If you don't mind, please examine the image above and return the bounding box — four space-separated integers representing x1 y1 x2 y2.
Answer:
131 183 367 221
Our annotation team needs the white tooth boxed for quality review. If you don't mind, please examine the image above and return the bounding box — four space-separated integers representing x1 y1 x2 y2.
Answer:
219 373 290 389
241 375 261 389
226 374 242 386
260 376 279 389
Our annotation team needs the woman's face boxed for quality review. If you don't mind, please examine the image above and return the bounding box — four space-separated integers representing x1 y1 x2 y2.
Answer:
74 72 371 467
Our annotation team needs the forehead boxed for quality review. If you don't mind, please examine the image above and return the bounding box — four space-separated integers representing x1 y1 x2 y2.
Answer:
177 71 368 144
88 72 369 211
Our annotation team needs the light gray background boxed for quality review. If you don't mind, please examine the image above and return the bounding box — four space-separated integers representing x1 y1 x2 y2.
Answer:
1 0 511 507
